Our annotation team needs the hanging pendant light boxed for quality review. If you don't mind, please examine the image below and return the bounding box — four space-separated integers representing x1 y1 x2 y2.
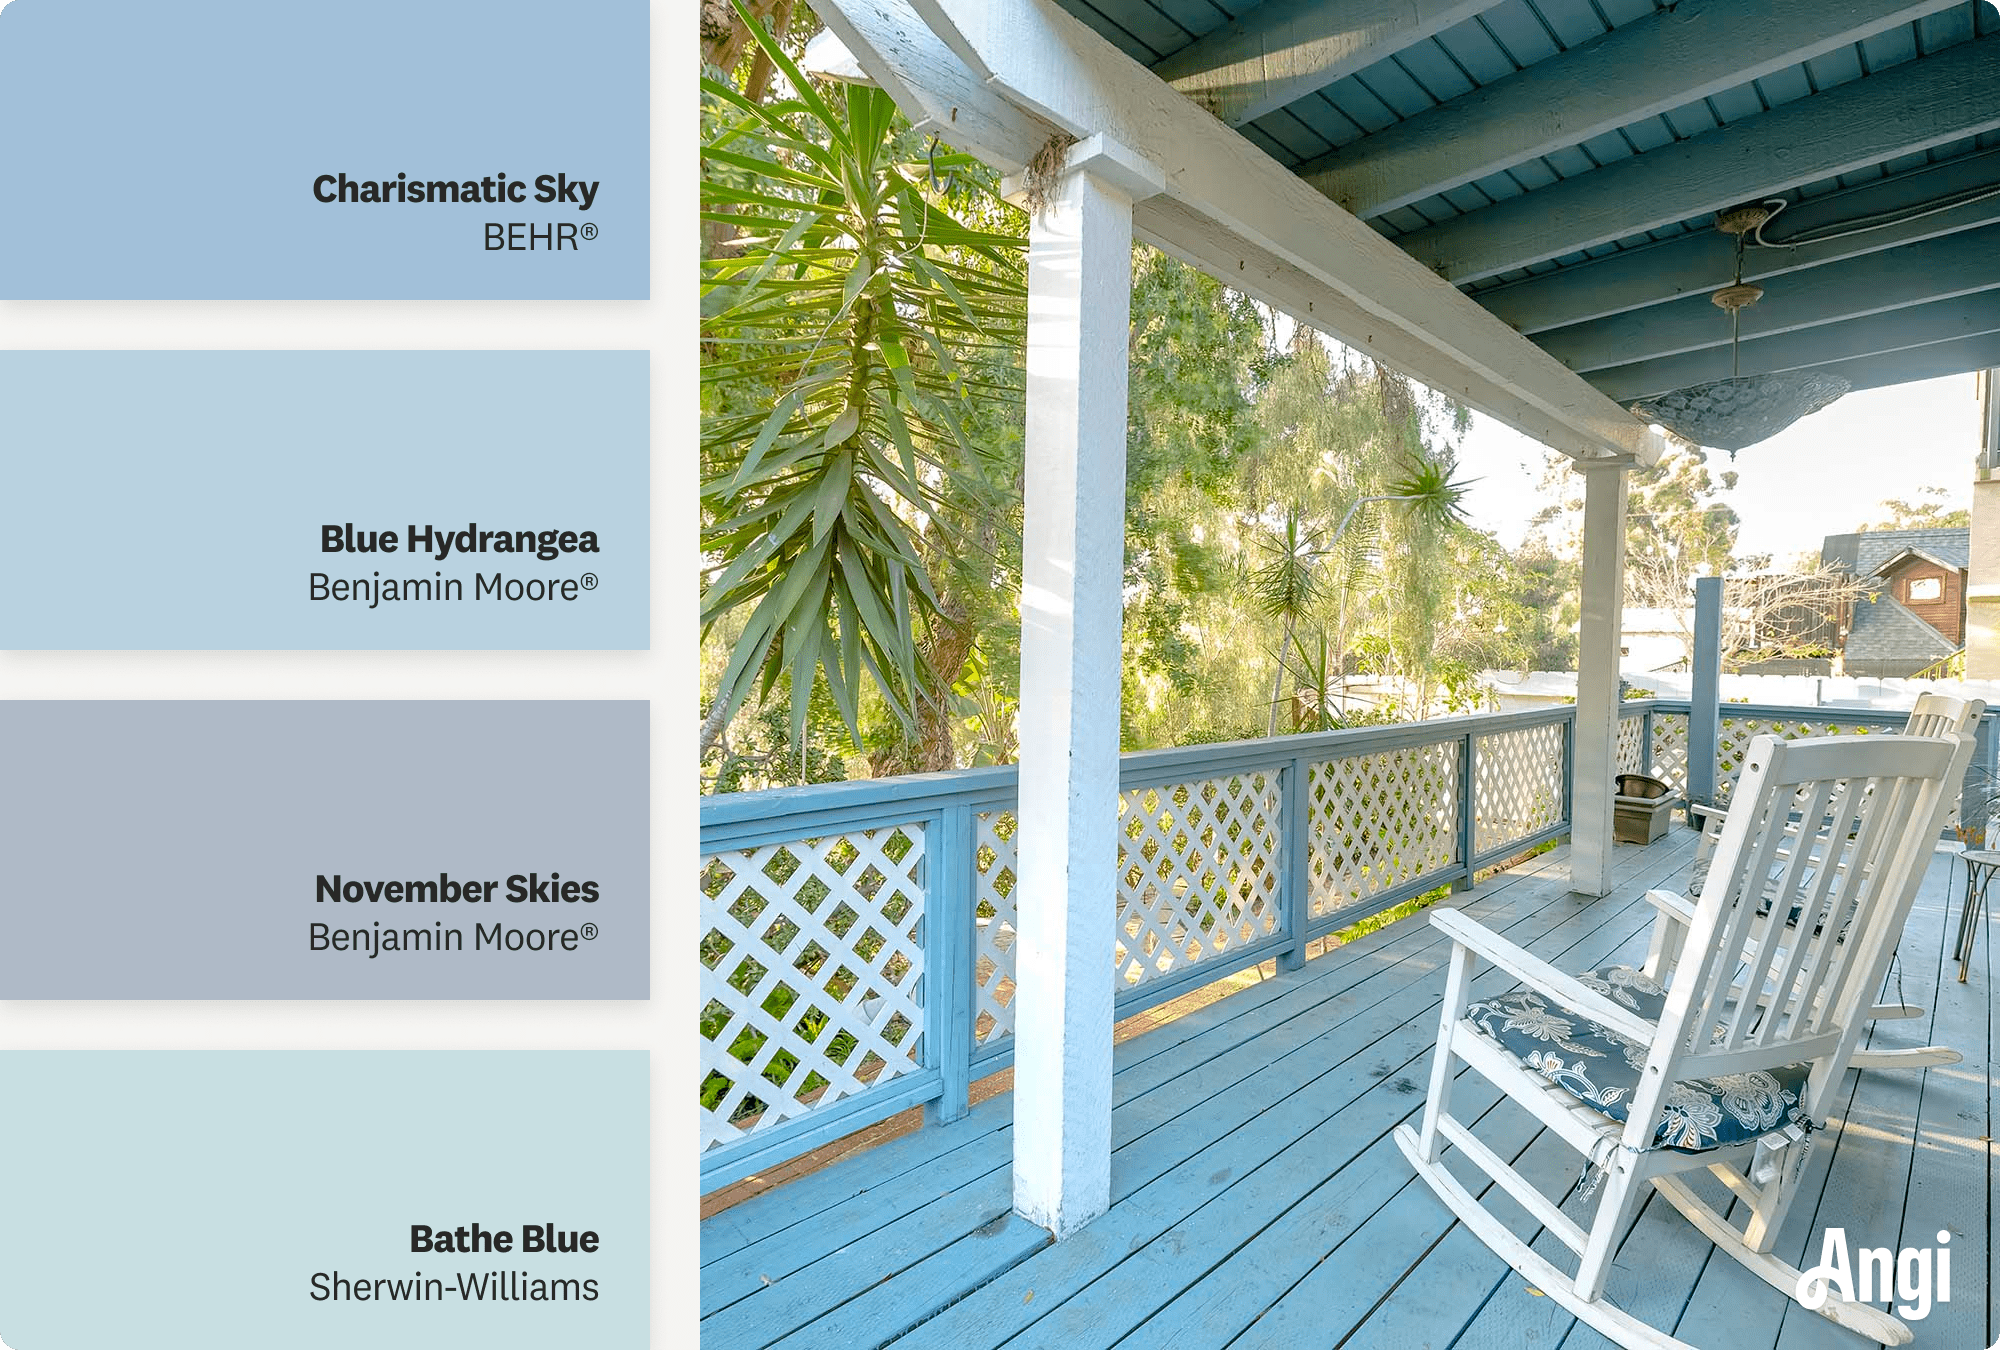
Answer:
1629 204 1849 458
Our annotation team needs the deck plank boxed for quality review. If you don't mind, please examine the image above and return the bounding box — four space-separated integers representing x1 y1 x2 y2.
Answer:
699 1095 1014 1266
765 1214 1052 1349
1770 855 1952 1350
1880 854 1994 1350
1769 854 1991 1350
1177 1093 1544 1350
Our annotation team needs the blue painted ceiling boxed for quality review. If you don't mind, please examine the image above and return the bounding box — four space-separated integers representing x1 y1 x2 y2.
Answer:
1047 0 2000 398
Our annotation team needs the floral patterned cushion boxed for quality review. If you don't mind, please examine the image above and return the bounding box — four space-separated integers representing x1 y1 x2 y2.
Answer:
1464 964 1813 1153
1679 861 1847 939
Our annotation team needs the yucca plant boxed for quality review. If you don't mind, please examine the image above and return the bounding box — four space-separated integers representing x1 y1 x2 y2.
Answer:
1250 507 1326 736
700 2 1025 758
1254 455 1470 736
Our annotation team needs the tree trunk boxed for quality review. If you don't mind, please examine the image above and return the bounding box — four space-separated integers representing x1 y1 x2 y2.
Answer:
1266 623 1295 737
702 0 785 74
697 693 737 761
742 0 795 104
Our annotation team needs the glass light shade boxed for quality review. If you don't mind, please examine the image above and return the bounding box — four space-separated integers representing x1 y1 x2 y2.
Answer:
1630 371 1850 453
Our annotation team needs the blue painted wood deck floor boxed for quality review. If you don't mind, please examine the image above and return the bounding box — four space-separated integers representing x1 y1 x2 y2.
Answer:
700 827 1995 1350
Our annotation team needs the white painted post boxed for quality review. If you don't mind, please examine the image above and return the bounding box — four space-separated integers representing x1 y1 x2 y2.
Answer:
1011 135 1163 1240
1570 459 1630 897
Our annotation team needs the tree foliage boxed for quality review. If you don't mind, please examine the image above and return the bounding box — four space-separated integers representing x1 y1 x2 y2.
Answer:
700 7 1025 760
707 22 1901 789
1856 485 1970 531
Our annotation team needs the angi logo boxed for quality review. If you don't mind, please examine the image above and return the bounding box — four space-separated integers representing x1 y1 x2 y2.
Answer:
1794 1228 1952 1321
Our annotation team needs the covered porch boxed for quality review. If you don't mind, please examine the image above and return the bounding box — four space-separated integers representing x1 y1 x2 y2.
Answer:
700 825 1993 1348
782 0 2000 1251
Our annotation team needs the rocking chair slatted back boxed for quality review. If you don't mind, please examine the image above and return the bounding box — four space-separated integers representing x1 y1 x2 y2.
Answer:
1903 691 1980 740
1646 732 1971 1135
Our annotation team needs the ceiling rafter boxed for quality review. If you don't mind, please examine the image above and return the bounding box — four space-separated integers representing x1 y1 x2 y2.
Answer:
1473 147 2000 334
1293 0 1966 221
1587 289 2000 401
1396 32 2000 283
1538 224 2000 372
1807 328 2000 393
1149 0 1497 128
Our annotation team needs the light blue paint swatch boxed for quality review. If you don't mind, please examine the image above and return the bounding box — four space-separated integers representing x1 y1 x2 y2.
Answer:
0 351 649 649
0 0 647 298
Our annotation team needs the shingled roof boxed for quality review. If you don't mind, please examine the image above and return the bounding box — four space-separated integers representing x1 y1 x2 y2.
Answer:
1842 593 1959 668
1821 528 1970 577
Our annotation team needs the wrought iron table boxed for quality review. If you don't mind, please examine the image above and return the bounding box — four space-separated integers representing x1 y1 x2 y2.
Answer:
1955 848 1999 984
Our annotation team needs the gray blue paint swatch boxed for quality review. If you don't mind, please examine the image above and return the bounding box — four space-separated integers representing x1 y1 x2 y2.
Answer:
0 701 650 999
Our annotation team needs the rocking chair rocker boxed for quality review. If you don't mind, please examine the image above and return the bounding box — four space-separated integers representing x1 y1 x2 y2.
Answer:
1396 729 1973 1349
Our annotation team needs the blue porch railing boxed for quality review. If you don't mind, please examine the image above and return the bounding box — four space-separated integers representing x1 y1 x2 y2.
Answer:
697 698 1998 1191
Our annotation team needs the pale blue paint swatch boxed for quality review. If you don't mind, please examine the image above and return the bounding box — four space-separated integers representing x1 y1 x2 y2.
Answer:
0 351 649 649
0 0 647 297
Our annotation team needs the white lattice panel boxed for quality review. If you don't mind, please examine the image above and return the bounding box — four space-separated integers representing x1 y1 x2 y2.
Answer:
1713 716 1879 803
1307 742 1458 918
1473 722 1566 857
700 824 926 1153
972 810 1018 1048
1651 713 1689 794
1616 713 1646 774
1116 773 1282 989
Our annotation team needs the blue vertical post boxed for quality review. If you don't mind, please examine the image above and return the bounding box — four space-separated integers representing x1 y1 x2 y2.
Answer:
1687 576 1724 823
1561 709 1576 831
1641 706 1655 775
1454 731 1477 890
1279 756 1312 969
926 803 974 1126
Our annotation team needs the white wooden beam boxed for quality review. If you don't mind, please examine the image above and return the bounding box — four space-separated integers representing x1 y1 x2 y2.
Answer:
1539 225 2000 374
1400 33 2000 284
812 0 1659 460
1012 136 1161 1241
1134 195 1657 456
919 0 1665 465
1570 460 1628 899
1474 148 2000 335
807 0 1053 172
1589 290 2000 402
1300 0 1965 221
1150 0 1493 129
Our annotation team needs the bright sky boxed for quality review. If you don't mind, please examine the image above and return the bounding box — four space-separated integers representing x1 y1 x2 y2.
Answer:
1450 372 1984 565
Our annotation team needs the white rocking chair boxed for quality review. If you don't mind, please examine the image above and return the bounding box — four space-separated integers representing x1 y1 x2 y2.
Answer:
1663 692 1984 1071
1397 730 1973 1350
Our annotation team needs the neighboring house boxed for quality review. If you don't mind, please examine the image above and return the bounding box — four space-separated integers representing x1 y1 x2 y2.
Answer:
1821 528 1969 678
1618 606 1688 673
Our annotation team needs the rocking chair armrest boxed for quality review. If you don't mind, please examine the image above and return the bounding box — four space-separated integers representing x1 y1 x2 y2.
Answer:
1688 801 1729 824
1428 908 1658 1045
1643 888 1697 929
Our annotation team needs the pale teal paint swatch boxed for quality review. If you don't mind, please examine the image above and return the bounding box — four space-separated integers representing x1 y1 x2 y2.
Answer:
0 1052 649 1349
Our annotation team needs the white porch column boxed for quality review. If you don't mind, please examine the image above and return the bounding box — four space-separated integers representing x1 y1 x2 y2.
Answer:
1570 458 1631 897
1012 134 1162 1239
